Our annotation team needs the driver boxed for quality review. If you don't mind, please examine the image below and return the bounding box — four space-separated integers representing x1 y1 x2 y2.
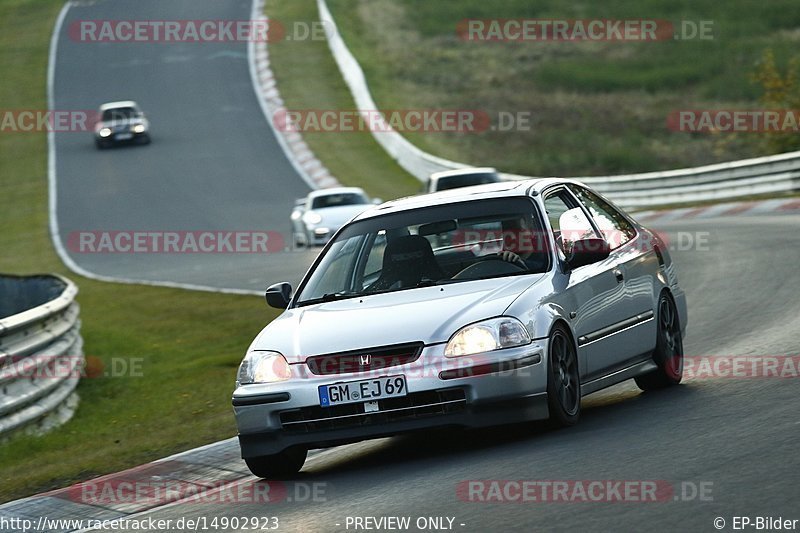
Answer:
497 215 541 267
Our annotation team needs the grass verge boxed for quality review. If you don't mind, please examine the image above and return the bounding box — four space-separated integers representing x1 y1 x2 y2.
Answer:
325 0 800 176
0 0 280 503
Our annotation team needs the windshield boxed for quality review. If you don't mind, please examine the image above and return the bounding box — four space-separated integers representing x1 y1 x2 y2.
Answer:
311 192 369 209
295 197 550 306
436 173 499 191
101 107 139 122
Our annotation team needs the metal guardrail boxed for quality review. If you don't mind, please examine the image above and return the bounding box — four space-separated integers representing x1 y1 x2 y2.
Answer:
0 274 83 438
317 0 800 208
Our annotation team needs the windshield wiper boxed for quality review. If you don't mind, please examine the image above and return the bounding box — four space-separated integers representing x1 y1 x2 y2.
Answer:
414 279 460 288
296 292 356 307
299 279 461 306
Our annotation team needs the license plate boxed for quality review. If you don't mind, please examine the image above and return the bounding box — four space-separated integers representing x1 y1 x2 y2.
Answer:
319 375 406 407
116 133 133 140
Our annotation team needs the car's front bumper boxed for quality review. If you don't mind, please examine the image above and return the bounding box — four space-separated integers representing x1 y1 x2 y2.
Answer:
232 341 549 457
307 228 336 246
95 130 149 144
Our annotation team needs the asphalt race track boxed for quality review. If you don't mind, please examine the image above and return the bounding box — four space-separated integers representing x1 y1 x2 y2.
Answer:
69 213 800 532
52 0 316 292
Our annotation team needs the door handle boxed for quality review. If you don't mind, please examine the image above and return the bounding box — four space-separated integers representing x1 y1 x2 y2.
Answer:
614 269 624 283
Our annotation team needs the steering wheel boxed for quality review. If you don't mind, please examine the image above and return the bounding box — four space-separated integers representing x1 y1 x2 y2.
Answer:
478 252 528 270
452 253 527 280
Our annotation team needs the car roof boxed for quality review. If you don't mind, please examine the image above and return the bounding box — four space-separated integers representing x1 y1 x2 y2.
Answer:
308 187 366 199
99 100 140 111
353 177 587 221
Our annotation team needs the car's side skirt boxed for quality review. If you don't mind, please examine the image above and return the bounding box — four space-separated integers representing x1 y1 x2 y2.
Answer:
580 358 658 395
577 310 655 347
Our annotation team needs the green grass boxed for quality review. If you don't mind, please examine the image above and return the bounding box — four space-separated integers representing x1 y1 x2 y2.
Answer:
0 0 281 503
325 0 800 176
266 0 420 201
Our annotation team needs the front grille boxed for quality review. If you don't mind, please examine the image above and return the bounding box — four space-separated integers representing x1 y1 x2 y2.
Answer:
279 388 466 433
305 342 423 375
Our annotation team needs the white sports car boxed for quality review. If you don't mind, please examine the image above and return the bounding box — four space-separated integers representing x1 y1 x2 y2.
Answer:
290 187 379 247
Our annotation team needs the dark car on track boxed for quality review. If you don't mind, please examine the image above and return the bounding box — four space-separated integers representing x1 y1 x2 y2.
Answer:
425 167 502 193
94 100 150 149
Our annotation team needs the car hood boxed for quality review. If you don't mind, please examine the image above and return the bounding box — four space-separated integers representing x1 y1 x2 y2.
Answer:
312 205 371 227
249 274 546 362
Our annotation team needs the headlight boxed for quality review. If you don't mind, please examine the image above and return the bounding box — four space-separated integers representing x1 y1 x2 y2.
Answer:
99 127 112 137
133 124 146 133
237 351 291 384
445 317 531 357
303 212 322 225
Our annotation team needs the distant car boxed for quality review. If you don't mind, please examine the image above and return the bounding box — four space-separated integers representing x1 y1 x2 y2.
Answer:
426 167 501 193
234 178 687 478
94 100 150 149
291 187 380 248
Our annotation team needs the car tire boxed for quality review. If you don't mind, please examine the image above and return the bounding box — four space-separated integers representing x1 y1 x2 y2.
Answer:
546 324 580 427
95 140 107 149
140 134 151 145
244 446 307 479
635 292 683 391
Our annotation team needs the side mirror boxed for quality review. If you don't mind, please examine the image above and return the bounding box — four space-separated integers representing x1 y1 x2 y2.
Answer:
566 238 610 270
265 282 292 309
372 197 383 205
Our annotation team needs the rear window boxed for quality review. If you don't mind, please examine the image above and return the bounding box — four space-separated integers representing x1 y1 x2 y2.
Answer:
311 193 368 209
436 173 499 191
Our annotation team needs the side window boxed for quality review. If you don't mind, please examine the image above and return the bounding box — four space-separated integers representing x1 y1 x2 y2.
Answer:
543 190 595 256
543 192 571 233
569 186 636 250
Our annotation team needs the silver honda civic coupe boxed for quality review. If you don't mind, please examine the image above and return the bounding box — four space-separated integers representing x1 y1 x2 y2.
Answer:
233 178 687 478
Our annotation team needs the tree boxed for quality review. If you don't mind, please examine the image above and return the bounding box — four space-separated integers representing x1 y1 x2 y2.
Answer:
750 49 800 153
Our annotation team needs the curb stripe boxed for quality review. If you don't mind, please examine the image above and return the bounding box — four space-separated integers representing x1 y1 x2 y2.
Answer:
635 198 800 224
